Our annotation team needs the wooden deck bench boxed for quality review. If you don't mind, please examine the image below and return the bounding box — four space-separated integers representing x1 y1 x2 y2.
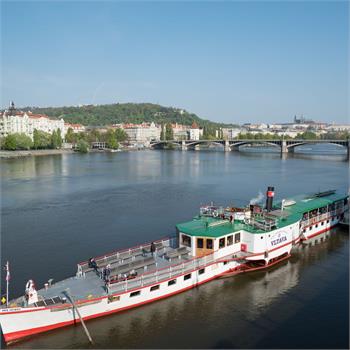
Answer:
164 247 189 260
109 256 155 276
79 248 145 274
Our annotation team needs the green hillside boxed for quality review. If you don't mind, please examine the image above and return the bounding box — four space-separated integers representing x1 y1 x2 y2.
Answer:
23 103 235 128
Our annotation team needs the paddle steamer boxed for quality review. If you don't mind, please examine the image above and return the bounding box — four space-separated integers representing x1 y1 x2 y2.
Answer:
0 187 348 343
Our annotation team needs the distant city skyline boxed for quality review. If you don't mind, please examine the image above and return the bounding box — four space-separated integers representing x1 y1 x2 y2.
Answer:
1 1 348 124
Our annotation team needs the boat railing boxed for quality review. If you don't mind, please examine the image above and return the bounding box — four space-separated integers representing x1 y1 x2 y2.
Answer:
300 210 342 228
77 236 173 275
200 205 225 217
244 215 278 231
107 250 217 293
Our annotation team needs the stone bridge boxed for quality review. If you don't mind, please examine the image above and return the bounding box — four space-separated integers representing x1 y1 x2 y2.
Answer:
150 139 350 158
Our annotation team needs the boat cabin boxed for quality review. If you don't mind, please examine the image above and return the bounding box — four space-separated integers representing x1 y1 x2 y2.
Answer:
176 206 244 259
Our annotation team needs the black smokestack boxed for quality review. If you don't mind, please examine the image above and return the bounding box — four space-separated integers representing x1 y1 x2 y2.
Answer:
265 186 275 212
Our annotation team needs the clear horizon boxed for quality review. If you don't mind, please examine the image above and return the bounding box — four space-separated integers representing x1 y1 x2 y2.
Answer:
1 1 349 124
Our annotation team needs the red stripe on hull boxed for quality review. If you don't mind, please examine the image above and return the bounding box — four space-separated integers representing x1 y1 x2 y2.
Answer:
4 271 226 344
302 223 337 241
220 253 291 278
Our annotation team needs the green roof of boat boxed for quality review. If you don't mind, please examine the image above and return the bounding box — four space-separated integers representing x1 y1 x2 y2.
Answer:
176 191 348 238
282 192 347 216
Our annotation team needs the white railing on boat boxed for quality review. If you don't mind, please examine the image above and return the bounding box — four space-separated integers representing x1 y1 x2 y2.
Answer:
76 236 176 275
106 250 229 294
300 208 345 229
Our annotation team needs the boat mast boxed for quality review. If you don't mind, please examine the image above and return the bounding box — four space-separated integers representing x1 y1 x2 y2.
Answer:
5 261 10 307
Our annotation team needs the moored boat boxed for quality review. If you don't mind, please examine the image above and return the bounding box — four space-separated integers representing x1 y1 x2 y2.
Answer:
0 186 348 344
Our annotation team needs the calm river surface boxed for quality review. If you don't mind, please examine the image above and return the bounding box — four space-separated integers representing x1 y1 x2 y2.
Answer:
1 147 349 348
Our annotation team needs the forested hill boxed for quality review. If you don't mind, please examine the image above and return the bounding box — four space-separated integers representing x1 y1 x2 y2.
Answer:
23 103 235 128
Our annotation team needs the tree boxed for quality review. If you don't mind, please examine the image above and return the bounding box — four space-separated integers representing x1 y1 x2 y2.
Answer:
77 139 89 153
51 130 59 149
296 131 318 140
15 133 33 150
160 124 165 141
56 129 62 148
76 132 87 141
165 123 174 140
3 133 32 150
115 128 128 142
106 129 118 149
33 129 51 149
23 103 238 131
3 134 17 150
50 130 63 149
87 129 101 143
65 127 76 143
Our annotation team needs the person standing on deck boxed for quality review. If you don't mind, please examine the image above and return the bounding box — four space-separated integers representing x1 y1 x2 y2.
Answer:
105 264 111 281
151 242 156 257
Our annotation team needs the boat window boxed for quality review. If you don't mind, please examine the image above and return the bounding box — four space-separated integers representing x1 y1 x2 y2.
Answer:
184 273 191 281
206 239 213 249
108 295 120 303
197 238 204 249
219 238 225 249
182 234 191 248
227 235 233 246
150 285 160 292
327 220 329 223
168 279 176 286
199 268 205 275
303 229 306 233
129 291 141 297
34 301 46 307
321 222 324 226
316 224 318 228
320 206 327 214
235 232 240 243
309 226 312 231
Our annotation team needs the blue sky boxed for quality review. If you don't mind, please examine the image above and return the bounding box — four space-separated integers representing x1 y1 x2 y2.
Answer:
1 1 348 124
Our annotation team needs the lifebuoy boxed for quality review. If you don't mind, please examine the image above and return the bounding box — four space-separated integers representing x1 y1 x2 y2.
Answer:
213 211 218 217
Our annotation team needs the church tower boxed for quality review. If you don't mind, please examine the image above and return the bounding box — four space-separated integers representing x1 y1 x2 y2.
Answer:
8 101 16 116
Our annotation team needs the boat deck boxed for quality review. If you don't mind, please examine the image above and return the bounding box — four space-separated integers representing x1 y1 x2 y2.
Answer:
8 244 247 308
9 245 199 306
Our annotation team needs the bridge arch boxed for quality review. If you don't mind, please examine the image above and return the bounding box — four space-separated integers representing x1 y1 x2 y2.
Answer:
150 141 181 149
186 140 225 149
287 141 348 151
230 140 281 150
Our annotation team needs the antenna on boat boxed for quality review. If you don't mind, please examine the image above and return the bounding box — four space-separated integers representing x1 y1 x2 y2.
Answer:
63 289 94 344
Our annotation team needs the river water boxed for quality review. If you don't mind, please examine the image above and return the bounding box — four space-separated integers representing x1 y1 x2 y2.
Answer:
1 146 349 348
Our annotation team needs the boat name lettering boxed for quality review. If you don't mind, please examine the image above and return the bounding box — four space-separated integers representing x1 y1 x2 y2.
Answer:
271 236 287 246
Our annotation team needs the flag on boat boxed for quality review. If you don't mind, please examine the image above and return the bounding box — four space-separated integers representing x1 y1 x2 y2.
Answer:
5 261 10 282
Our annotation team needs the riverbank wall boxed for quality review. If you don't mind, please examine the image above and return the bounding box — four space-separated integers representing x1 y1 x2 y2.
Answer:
0 149 75 159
